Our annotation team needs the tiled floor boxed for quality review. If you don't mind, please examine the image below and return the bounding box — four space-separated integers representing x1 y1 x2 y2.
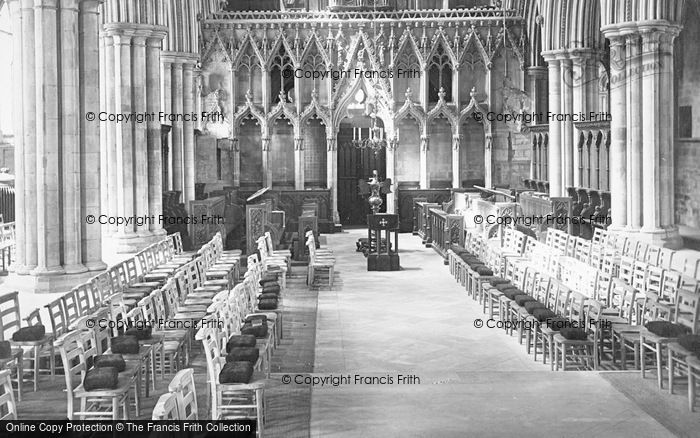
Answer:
309 230 678 437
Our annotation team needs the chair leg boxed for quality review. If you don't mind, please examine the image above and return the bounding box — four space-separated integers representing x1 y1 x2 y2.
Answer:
689 370 696 412
656 342 664 389
33 347 39 391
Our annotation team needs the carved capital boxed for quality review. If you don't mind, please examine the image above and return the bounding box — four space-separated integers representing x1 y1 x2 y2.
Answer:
261 137 271 151
326 138 337 151
452 136 461 151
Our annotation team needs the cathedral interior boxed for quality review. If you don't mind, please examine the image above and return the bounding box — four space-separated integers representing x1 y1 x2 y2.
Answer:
0 0 699 435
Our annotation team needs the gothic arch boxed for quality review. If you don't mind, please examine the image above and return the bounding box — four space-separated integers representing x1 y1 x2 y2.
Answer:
394 89 427 134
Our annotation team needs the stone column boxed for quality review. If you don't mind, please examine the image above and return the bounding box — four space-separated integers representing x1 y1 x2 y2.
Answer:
79 0 105 271
162 60 173 190
603 34 628 231
560 55 574 189
386 137 397 213
102 31 118 234
624 32 643 231
183 62 196 204
638 24 682 247
542 52 563 196
132 32 150 238
419 134 429 189
146 31 167 235
33 0 64 276
294 136 304 190
451 135 460 188
326 127 339 224
232 136 240 187
261 136 272 188
7 0 26 273
171 61 184 192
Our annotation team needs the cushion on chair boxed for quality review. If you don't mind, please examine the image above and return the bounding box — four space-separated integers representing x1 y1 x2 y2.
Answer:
125 326 152 340
226 347 260 363
544 318 570 331
645 321 691 338
94 354 126 372
12 325 45 342
524 301 547 314
502 289 524 300
258 293 279 301
474 266 493 276
241 322 268 338
245 315 267 324
467 261 485 269
488 277 511 286
531 308 557 322
678 334 700 354
83 367 119 391
262 284 281 294
514 295 537 306
559 327 588 341
460 254 480 263
0 341 11 359
110 335 140 354
219 361 254 384
260 273 279 283
226 335 257 351
496 283 518 292
258 299 278 310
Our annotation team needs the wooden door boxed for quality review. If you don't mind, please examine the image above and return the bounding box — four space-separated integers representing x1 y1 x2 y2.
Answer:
337 126 386 226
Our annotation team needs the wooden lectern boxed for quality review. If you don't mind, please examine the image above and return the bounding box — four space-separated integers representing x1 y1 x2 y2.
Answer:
367 213 400 271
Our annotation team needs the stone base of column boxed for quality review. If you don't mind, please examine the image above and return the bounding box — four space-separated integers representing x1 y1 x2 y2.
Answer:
85 260 108 272
63 263 89 275
635 226 683 250
2 270 96 294
107 231 165 253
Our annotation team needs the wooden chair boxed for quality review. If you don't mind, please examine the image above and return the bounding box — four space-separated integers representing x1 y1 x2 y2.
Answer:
152 392 181 420
553 297 601 371
306 233 335 287
0 369 17 420
641 286 700 389
0 292 55 392
197 327 265 428
139 293 189 373
169 368 198 420
57 330 132 420
687 355 700 412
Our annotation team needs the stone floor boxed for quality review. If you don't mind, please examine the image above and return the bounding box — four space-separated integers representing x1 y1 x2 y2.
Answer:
308 229 694 438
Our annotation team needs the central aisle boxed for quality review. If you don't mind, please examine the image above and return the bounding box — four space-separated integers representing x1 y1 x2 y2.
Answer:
309 229 673 437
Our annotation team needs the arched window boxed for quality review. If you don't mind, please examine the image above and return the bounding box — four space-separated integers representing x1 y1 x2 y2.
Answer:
270 46 295 104
428 44 452 103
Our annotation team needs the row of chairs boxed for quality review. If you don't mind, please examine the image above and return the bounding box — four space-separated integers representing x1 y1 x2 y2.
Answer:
447 225 700 410
306 231 335 287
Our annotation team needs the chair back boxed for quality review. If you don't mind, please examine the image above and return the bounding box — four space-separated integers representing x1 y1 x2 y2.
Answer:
675 288 700 333
0 370 17 420
56 330 88 420
45 298 68 338
169 368 198 420
0 292 20 342
152 392 181 420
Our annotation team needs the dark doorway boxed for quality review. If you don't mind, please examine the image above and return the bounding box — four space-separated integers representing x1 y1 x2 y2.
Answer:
337 124 386 226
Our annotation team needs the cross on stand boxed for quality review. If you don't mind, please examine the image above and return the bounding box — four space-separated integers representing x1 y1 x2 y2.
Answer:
379 218 388 227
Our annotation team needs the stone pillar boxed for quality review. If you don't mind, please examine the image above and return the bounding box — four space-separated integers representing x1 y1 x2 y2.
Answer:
261 136 272 188
171 61 184 192
605 34 628 231
6 0 107 290
637 23 682 247
326 127 339 224
132 32 150 238
294 136 304 190
542 52 563 196
232 137 241 187
419 134 429 189
386 137 397 213
560 55 574 189
183 62 196 204
102 31 118 234
79 0 105 271
451 135 460 188
7 0 26 273
104 23 169 252
146 31 167 235
162 60 173 190
33 0 64 276
624 33 643 231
